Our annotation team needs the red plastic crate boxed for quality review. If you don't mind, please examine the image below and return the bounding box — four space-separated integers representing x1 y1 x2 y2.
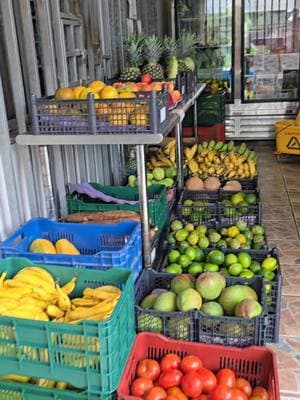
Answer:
183 123 225 141
117 333 280 400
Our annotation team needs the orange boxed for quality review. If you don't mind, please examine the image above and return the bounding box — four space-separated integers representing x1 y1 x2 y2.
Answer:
96 104 111 115
108 113 128 126
72 86 86 99
78 88 100 100
151 82 163 91
119 92 136 99
140 84 152 92
127 82 139 92
100 86 119 99
54 87 74 100
88 80 106 92
130 113 149 126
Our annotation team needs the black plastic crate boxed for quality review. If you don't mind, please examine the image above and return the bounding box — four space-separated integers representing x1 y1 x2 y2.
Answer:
153 247 281 344
222 177 258 191
219 189 261 226
31 89 169 135
177 190 219 226
135 269 268 347
176 71 196 97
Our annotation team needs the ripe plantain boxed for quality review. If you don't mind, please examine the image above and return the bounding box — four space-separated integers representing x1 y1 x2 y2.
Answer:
61 277 77 296
56 283 71 311
46 304 65 319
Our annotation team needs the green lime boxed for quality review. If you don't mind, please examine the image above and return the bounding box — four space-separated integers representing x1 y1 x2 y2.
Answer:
206 250 225 265
239 270 255 279
204 263 219 272
194 248 205 262
264 283 272 294
187 231 199 246
262 257 278 272
184 247 197 261
196 225 207 235
198 236 210 249
178 254 192 268
230 239 241 249
252 225 264 235
231 192 245 206
179 241 189 253
228 263 243 276
238 252 252 268
225 253 238 266
244 230 253 241
165 264 182 274
185 223 195 232
175 229 189 242
261 270 276 281
183 199 193 207
167 233 176 245
239 201 249 215
235 220 248 232
171 220 183 232
245 193 257 205
250 261 262 274
216 239 227 249
188 262 204 275
168 249 181 263
220 227 228 236
220 267 229 276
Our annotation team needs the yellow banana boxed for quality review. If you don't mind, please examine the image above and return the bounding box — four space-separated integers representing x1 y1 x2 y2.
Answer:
83 286 121 300
37 379 56 388
0 272 7 287
207 151 215 162
34 311 50 321
46 304 65 319
56 381 68 390
22 295 48 309
188 159 198 173
0 287 33 299
14 270 56 295
65 300 113 322
0 374 30 383
71 297 99 307
0 300 20 313
61 277 77 295
56 283 71 311
236 155 246 166
163 139 176 155
169 147 176 164
4 279 56 302
24 267 55 286
247 160 257 178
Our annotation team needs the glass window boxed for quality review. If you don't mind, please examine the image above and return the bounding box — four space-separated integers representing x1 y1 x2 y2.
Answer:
176 0 234 102
242 0 300 102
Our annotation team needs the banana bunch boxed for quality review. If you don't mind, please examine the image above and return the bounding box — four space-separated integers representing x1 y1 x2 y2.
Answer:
0 374 69 390
147 138 176 169
0 268 121 324
185 140 258 179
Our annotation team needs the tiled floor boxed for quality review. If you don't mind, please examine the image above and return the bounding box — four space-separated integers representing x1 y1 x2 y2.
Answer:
249 142 300 399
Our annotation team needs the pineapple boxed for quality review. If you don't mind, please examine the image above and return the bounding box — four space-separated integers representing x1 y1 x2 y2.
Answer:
142 35 164 81
163 36 179 81
120 34 144 82
177 32 198 72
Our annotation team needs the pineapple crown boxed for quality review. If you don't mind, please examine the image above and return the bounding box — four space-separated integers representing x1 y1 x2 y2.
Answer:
177 31 199 59
163 36 178 61
142 35 164 64
123 34 144 67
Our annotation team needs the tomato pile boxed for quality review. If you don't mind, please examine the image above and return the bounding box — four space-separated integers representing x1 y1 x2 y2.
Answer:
130 354 268 400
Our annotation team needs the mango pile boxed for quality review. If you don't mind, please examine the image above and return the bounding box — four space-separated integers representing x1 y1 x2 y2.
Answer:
0 266 121 323
29 238 80 255
185 141 258 180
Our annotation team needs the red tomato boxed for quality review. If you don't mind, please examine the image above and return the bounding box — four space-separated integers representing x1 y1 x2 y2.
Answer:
161 354 181 372
230 388 248 400
165 396 178 400
193 395 210 400
197 367 217 394
159 370 183 389
131 378 153 397
141 74 153 84
211 384 232 400
181 371 203 398
252 387 268 400
180 355 203 373
137 359 161 381
235 378 252 397
249 397 264 400
144 386 167 400
167 386 188 400
216 369 236 388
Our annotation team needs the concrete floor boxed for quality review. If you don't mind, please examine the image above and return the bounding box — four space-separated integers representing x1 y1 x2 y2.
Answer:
250 142 300 399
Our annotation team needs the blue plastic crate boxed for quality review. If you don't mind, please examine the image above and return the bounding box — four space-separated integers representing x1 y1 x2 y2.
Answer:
0 218 142 280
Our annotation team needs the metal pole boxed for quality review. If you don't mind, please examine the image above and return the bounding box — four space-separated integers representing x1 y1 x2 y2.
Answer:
175 122 184 190
193 98 198 140
136 144 151 267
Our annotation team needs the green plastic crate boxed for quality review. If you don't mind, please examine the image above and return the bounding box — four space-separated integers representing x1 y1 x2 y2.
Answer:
67 184 167 231
183 93 225 127
0 380 115 400
0 257 135 396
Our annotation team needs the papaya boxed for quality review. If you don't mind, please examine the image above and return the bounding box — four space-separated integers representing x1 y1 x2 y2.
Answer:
29 239 56 254
55 239 80 255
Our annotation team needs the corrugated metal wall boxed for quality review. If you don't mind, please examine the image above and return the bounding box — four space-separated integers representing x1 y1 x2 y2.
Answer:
0 0 165 239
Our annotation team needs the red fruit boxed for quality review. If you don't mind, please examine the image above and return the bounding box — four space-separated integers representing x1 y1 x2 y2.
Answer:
216 369 236 388
235 378 252 397
252 387 268 400
180 355 203 373
166 396 178 400
144 386 167 400
137 359 161 381
159 369 183 389
230 388 248 400
141 74 153 84
167 386 188 400
131 378 153 397
181 371 203 398
197 367 217 393
192 395 210 400
161 354 181 372
211 384 232 400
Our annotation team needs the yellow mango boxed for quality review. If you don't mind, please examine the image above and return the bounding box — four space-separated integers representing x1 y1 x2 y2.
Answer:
55 239 80 255
29 239 56 254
